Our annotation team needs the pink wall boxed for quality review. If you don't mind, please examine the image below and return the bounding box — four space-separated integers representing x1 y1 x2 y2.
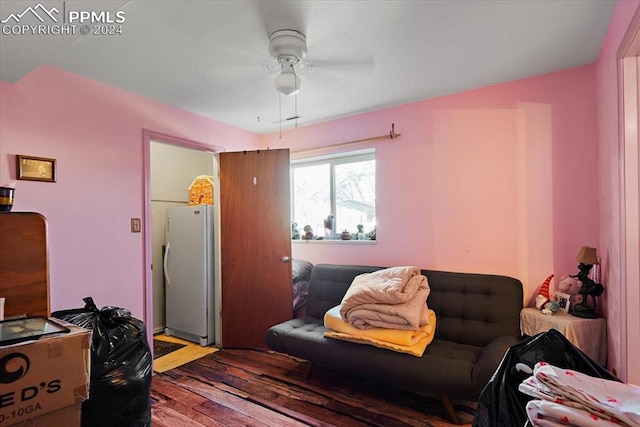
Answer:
0 66 259 319
262 65 600 309
0 26 624 374
595 0 640 381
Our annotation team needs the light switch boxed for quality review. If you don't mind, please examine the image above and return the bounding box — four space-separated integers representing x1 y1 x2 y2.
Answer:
131 218 141 233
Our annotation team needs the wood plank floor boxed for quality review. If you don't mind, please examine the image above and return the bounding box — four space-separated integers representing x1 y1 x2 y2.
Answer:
151 349 475 427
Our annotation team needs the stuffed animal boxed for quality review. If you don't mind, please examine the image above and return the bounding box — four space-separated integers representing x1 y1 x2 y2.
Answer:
291 222 301 240
556 276 583 306
302 224 315 240
535 274 554 310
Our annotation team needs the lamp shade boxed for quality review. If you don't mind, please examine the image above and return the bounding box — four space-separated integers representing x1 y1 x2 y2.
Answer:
576 246 599 265
274 72 301 96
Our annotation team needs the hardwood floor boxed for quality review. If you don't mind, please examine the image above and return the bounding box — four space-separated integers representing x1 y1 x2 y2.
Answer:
150 349 475 426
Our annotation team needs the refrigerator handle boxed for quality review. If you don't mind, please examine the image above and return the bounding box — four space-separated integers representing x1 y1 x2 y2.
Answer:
163 242 170 287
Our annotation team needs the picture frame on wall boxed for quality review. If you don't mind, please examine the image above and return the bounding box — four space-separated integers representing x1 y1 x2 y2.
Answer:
554 292 571 314
16 155 56 182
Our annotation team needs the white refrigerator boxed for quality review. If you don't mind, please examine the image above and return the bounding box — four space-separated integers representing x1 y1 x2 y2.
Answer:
163 205 216 346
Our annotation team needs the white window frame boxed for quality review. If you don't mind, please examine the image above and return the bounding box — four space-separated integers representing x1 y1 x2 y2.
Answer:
291 148 376 242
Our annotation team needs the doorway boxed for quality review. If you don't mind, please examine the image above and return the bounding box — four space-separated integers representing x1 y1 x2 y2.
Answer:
142 130 223 346
618 10 640 384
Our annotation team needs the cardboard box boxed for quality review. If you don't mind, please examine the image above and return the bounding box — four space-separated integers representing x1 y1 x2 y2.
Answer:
0 320 90 426
9 404 81 427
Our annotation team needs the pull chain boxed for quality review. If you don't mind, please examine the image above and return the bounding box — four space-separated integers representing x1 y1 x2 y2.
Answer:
294 74 299 128
295 94 298 128
279 93 282 139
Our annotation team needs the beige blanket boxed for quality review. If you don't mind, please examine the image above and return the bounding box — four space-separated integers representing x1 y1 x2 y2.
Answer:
339 266 431 330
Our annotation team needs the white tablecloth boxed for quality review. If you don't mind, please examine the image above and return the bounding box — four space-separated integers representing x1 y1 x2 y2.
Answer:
520 307 607 365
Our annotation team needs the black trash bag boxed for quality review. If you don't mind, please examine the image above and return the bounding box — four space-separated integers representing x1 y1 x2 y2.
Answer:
52 297 152 427
472 328 619 427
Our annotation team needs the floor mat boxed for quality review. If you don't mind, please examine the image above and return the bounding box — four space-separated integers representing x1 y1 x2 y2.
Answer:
153 339 186 359
153 334 218 373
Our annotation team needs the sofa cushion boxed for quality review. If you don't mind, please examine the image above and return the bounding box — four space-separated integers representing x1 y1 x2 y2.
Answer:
471 334 521 394
264 316 326 355
292 259 313 282
425 270 522 348
306 265 383 318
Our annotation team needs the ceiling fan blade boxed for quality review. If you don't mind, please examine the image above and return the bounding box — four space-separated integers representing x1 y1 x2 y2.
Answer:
196 36 273 86
310 56 375 71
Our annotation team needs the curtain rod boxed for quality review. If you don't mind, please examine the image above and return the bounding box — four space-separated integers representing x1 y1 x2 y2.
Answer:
291 123 400 155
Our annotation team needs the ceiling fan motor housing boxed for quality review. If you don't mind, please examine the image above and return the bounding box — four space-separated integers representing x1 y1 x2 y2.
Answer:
269 30 307 61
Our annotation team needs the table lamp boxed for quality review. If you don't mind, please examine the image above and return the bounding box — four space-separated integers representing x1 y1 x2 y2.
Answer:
571 246 605 318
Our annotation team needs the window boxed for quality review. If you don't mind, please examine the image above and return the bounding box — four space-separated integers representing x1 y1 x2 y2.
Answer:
291 149 376 241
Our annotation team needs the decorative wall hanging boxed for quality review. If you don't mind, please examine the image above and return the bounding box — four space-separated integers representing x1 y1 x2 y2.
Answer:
16 155 56 182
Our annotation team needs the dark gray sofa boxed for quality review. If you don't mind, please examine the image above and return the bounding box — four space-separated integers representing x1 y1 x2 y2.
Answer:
265 264 523 423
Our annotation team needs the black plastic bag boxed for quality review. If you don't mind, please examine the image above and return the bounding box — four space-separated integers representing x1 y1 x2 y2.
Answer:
52 297 152 427
472 328 619 427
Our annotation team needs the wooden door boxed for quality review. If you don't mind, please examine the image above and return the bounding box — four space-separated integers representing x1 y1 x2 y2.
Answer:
219 149 292 348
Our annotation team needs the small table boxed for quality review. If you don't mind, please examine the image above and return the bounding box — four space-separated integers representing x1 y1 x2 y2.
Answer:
520 307 607 365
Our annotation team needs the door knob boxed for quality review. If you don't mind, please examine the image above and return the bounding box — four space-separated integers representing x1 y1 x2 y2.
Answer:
282 256 290 263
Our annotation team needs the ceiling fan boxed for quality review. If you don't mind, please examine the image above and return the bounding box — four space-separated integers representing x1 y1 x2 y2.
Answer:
260 15 373 132
268 29 308 96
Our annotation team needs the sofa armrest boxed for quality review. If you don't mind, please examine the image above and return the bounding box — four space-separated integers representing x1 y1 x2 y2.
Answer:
471 335 519 396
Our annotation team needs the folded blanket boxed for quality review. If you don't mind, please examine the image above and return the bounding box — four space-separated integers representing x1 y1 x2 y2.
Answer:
519 362 640 427
324 305 436 357
340 266 430 330
526 400 623 427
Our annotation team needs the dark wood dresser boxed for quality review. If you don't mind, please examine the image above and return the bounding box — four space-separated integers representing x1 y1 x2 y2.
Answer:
0 212 50 318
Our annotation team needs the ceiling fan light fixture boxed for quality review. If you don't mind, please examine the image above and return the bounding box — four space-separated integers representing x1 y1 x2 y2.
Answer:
274 71 301 96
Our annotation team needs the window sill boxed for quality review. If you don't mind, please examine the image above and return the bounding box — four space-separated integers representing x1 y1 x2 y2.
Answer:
292 239 376 244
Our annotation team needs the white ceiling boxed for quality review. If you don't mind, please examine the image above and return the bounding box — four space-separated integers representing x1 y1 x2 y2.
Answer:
0 0 616 134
